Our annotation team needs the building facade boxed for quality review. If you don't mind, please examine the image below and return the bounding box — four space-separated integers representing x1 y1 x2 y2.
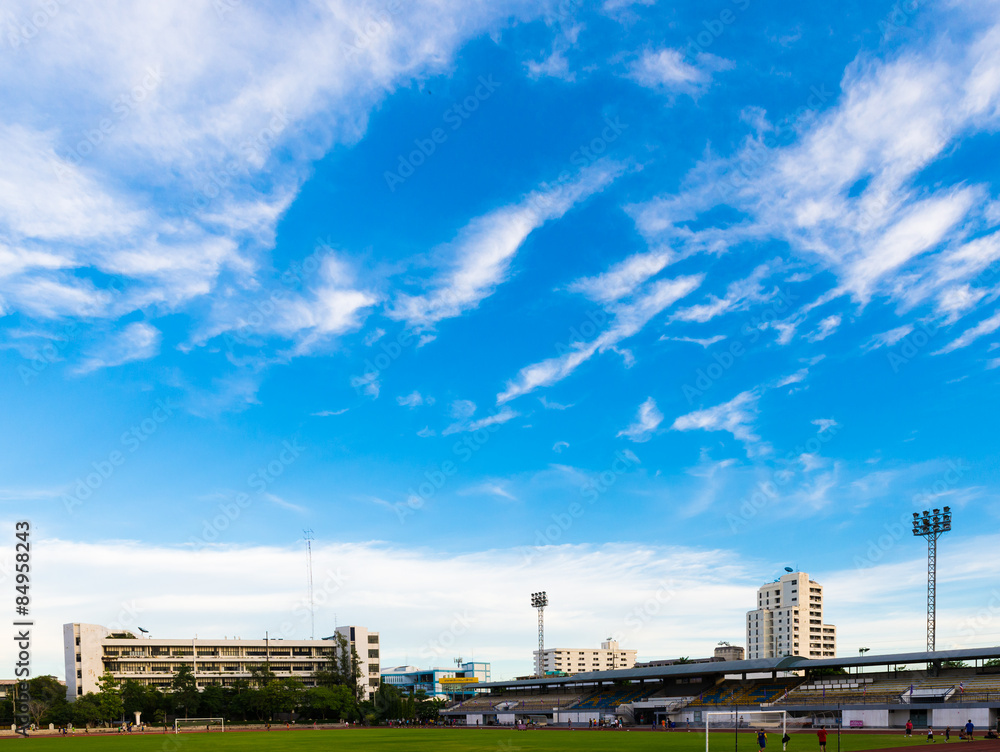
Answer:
381 661 490 699
335 625 381 700
535 639 637 676
745 571 836 659
63 623 379 702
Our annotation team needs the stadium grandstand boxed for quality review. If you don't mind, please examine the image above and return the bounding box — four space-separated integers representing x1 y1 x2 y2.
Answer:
440 646 1000 730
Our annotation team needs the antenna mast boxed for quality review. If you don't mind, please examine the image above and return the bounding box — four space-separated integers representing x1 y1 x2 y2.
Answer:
304 529 315 640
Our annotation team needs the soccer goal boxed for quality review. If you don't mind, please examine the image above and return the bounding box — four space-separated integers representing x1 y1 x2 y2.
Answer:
173 717 225 734
706 710 786 752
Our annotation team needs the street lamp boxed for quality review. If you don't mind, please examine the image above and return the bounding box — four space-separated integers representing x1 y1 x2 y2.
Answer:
912 507 952 653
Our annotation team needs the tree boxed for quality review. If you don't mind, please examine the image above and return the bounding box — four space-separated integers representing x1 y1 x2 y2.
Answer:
200 684 226 717
96 671 123 725
26 676 68 726
315 633 362 701
303 685 354 721
941 660 969 669
985 659 1000 668
71 694 102 728
170 665 200 717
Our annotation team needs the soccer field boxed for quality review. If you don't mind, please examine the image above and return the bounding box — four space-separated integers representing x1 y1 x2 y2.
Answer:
4 729 925 752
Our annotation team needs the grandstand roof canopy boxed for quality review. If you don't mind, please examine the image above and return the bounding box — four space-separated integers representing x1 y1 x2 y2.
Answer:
480 646 1000 690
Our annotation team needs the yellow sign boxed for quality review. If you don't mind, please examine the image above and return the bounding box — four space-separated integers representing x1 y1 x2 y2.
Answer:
439 677 479 685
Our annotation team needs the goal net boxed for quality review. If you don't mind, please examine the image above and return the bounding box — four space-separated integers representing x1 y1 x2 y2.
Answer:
706 711 786 752
173 717 225 733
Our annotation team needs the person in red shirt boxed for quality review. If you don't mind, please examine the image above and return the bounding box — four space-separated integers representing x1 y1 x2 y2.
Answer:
818 728 828 752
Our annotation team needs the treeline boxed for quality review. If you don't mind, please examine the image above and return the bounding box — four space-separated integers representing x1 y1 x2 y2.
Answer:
5 637 444 727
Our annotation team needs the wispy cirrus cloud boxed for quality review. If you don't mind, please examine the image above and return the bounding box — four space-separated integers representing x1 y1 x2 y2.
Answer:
391 161 625 329
617 397 663 442
498 274 702 403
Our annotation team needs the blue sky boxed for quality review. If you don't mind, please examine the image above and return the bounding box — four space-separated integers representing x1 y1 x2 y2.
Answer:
2 0 1000 680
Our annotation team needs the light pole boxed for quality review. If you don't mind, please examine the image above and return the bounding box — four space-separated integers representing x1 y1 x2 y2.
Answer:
531 592 548 677
912 507 952 653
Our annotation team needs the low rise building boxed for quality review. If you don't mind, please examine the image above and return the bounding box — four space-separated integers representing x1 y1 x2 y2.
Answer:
535 639 637 676
381 661 490 699
63 623 379 702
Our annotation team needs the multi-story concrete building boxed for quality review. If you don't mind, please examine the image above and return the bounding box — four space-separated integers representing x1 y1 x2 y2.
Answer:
335 625 380 700
381 661 490 699
63 623 379 702
535 639 637 676
745 571 836 659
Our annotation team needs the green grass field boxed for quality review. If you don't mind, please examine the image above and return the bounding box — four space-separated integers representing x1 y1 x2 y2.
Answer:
1 729 923 752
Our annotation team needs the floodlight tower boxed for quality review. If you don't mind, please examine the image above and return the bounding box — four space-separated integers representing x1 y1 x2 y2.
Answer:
912 507 951 653
531 591 548 677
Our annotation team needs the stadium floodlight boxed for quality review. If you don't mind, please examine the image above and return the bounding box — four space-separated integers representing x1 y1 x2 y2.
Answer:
531 592 548 677
859 647 870 656
912 507 952 653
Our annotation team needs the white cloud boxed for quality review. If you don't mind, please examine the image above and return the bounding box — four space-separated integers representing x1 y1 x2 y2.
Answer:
75 321 161 373
776 368 809 387
391 161 625 329
568 250 671 304
539 396 574 410
670 265 774 324
22 536 1000 681
671 390 762 450
311 408 348 417
934 308 1000 354
458 482 518 501
442 403 519 435
812 418 838 432
865 324 914 351
350 371 380 399
808 314 842 342
397 391 429 408
498 274 702 403
628 49 732 92
629 21 1000 341
617 397 663 442
552 440 570 453
416 426 436 438
662 334 726 347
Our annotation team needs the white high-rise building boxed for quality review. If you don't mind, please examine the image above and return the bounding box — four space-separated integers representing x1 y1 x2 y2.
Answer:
745 571 836 660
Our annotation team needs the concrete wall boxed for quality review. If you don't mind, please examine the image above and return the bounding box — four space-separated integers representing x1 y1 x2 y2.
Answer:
843 709 889 728
930 708 991 730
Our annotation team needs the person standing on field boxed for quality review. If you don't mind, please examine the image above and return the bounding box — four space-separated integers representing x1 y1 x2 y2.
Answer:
818 727 828 752
758 729 768 752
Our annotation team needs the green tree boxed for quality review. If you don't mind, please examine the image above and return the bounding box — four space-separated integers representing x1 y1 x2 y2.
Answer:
200 684 226 717
71 694 102 728
303 685 353 721
315 633 362 701
170 664 200 717
984 659 1000 668
942 660 969 669
96 671 123 725
26 675 69 726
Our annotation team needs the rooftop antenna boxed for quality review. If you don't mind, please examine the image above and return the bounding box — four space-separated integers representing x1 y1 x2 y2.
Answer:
303 529 315 640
